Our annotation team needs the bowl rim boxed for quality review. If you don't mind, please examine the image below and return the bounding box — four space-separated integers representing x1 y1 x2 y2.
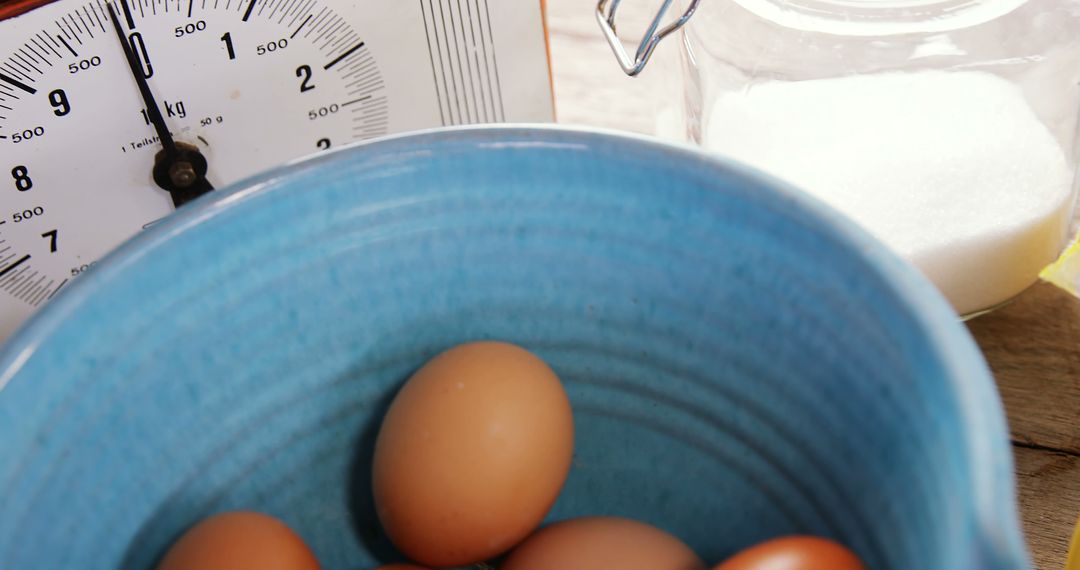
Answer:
0 123 1028 568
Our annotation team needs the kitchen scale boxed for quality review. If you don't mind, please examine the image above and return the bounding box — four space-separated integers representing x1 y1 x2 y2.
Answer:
0 0 553 341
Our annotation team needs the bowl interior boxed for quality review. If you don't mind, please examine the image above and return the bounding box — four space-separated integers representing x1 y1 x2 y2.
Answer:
0 127 1025 569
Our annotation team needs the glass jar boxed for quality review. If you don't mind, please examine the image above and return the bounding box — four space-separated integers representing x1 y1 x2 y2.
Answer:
598 0 1080 316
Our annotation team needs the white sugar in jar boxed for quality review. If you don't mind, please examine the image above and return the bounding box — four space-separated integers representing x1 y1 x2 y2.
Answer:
703 70 1073 315
599 0 1080 316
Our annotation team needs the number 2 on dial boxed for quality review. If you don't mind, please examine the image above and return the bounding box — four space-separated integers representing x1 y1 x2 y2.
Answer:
296 65 315 92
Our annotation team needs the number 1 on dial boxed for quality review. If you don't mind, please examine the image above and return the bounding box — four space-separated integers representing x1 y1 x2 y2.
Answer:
220 32 236 60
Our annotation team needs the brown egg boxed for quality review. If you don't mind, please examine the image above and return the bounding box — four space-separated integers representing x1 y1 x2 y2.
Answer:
713 536 866 570
500 516 705 570
372 341 574 568
156 511 320 570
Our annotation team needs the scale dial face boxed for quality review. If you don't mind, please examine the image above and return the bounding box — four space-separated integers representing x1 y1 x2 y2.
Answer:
0 0 554 341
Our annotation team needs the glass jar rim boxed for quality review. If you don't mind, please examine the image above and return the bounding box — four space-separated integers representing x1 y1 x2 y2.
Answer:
727 0 1027 35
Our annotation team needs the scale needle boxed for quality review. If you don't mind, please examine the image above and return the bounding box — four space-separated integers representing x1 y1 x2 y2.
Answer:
107 2 214 207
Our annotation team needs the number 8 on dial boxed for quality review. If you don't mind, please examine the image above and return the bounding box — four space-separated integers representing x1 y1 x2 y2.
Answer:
11 165 32 192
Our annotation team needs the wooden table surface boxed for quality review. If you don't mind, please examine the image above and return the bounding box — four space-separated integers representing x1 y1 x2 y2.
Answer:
544 1 1080 568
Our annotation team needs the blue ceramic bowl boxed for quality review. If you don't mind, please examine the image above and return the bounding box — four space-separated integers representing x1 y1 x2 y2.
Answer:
0 126 1028 569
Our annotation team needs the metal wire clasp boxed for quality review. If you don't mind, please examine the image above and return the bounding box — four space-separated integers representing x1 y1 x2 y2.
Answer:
596 0 702 76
